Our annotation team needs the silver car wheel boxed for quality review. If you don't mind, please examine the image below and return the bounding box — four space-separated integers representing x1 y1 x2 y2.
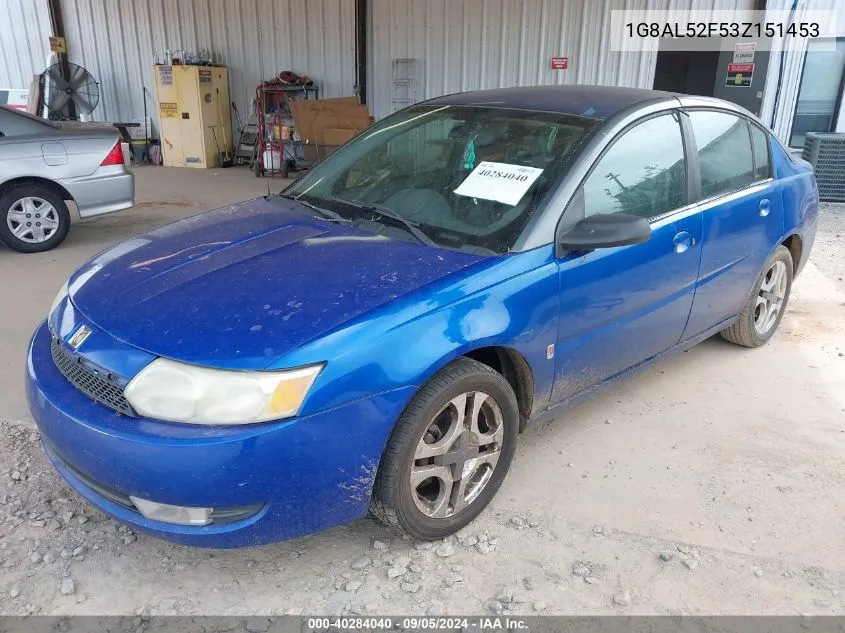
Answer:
6 197 60 244
754 260 788 336
410 391 504 518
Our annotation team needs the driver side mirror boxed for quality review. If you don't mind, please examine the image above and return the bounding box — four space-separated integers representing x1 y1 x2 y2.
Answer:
557 213 652 252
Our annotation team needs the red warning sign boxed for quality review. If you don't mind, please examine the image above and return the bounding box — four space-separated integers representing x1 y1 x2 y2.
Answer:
726 63 755 87
550 57 569 70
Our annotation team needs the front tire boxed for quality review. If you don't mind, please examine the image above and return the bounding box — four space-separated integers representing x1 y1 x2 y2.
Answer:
370 358 519 540
0 185 71 253
720 245 793 348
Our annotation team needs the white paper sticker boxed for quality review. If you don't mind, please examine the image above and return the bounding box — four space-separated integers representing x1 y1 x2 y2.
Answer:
733 42 756 64
454 161 544 206
733 50 755 63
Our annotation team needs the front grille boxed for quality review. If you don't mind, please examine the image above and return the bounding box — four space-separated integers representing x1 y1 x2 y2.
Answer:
50 338 135 416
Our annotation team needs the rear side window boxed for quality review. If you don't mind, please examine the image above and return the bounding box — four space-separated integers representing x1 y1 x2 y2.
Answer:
689 110 755 199
749 124 772 181
581 113 686 219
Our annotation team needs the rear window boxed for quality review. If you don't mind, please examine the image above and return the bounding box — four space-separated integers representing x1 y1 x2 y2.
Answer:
0 106 61 132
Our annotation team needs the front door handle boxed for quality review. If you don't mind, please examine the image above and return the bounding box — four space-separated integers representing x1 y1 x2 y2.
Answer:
673 230 694 254
759 198 771 217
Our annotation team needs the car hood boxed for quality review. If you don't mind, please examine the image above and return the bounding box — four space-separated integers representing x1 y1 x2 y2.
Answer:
68 197 485 369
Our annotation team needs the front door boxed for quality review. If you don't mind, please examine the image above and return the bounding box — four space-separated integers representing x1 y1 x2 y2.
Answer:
551 112 703 404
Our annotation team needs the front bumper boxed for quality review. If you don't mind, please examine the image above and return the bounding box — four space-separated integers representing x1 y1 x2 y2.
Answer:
26 321 414 547
59 166 134 218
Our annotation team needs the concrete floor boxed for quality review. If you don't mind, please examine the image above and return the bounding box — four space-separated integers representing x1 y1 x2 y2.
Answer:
0 166 281 424
1 165 843 616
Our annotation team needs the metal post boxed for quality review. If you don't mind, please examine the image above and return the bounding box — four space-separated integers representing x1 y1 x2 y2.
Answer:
46 0 76 119
355 0 368 105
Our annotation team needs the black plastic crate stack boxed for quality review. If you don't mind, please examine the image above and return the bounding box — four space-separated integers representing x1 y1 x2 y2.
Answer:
802 132 845 202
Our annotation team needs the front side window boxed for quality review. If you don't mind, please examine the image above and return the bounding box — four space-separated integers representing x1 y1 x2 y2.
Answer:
581 113 686 220
284 105 599 253
689 110 755 199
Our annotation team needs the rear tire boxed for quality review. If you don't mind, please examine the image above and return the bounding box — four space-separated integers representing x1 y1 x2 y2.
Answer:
370 358 519 541
0 185 71 253
720 245 793 348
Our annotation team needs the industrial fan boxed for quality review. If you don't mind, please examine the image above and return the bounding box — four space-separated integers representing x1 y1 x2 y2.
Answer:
40 62 100 120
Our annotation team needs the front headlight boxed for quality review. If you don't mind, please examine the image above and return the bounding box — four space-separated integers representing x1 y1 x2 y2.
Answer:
124 358 323 425
49 281 69 317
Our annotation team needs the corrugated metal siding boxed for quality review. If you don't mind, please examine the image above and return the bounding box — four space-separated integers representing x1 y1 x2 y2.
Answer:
759 36 808 144
60 0 357 133
0 0 52 89
0 0 808 144
758 0 843 144
369 0 754 120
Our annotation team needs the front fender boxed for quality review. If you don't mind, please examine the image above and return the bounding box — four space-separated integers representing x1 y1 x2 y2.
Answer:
281 247 560 417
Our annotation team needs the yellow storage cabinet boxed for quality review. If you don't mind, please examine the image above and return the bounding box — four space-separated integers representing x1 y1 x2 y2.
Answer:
153 64 232 168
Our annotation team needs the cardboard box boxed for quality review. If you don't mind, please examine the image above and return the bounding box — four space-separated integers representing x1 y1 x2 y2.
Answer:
290 97 371 147
322 128 358 146
316 96 361 106
302 143 344 162
289 96 372 163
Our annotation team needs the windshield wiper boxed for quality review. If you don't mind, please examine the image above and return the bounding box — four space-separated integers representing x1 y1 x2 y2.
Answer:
277 194 349 223
327 196 437 247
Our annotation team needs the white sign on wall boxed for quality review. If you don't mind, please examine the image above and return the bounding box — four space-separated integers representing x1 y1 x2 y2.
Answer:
733 42 756 64
0 89 29 110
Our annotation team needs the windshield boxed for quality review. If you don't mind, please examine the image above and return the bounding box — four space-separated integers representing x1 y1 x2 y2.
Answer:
283 105 599 253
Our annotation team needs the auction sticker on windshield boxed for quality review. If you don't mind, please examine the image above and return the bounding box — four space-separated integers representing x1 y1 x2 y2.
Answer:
454 161 544 206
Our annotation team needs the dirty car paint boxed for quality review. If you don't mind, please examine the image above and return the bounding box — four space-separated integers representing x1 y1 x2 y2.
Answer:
68 197 484 369
25 86 818 547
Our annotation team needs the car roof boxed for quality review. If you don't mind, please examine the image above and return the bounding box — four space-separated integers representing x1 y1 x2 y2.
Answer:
425 85 679 120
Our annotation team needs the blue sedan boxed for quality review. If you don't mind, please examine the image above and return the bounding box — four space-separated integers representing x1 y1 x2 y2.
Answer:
26 86 817 546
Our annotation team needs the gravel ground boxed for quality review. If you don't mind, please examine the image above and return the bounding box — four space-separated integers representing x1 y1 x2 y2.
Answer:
0 168 843 616
814 202 845 295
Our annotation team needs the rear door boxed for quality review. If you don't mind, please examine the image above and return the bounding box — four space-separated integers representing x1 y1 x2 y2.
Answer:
551 111 703 404
681 110 784 338
0 108 50 183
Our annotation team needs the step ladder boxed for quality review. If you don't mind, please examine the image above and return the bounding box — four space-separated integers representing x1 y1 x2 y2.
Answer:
234 103 259 167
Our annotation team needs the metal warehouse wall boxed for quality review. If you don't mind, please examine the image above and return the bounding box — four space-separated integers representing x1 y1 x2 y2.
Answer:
0 0 52 89
368 0 755 120
59 0 357 133
758 0 844 145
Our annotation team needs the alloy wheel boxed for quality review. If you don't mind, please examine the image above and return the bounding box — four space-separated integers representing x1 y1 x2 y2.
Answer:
754 260 788 336
410 391 504 518
6 197 60 244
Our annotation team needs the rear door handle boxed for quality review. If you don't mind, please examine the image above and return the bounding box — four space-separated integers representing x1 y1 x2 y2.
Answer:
673 230 694 254
759 198 771 217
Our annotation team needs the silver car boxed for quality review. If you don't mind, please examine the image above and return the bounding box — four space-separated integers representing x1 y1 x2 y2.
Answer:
0 106 134 252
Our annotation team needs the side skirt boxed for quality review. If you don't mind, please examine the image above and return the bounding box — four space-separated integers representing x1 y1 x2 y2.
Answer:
529 316 739 427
